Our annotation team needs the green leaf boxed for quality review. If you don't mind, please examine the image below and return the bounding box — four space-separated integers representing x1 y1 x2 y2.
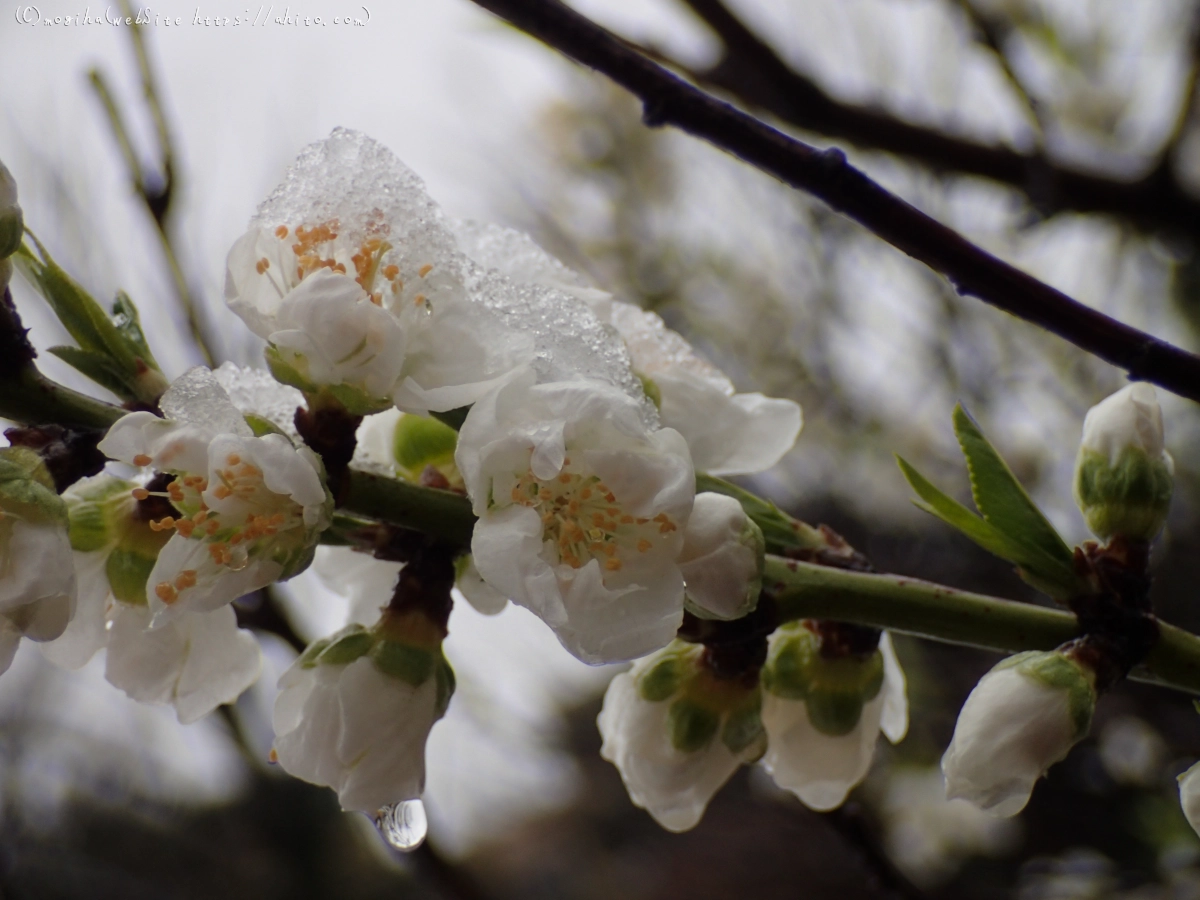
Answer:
896 455 1081 598
953 405 1074 566
110 291 160 370
48 346 136 398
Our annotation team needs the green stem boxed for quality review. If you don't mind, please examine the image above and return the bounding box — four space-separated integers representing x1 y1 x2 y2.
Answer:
696 472 826 551
764 556 1200 694
342 469 475 547
0 369 124 431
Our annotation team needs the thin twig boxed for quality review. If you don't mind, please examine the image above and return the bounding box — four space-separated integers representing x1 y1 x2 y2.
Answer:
466 0 1200 405
670 0 1200 236
86 1 216 366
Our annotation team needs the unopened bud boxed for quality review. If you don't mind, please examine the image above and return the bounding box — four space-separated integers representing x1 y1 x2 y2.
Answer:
1074 383 1173 541
391 413 459 484
0 160 22 261
942 649 1095 817
0 447 66 527
679 492 764 621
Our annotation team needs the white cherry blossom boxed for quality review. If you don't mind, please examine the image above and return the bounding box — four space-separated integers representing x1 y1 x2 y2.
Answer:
452 220 801 475
456 369 694 664
98 368 332 624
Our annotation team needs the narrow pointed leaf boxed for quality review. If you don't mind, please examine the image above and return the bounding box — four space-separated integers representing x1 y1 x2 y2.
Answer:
111 291 160 370
897 455 1082 598
48 346 137 399
953 404 1074 565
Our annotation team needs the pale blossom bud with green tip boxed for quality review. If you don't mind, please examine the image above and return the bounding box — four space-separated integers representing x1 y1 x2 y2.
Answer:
942 650 1096 817
678 492 764 621
759 626 908 810
272 607 455 814
598 640 765 832
1073 383 1173 541
0 159 22 261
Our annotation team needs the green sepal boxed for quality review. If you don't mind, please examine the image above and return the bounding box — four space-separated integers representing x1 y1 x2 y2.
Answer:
1074 446 1172 540
66 475 135 552
638 652 686 702
0 447 67 526
761 626 817 700
667 698 720 753
370 639 436 686
317 627 374 666
433 656 456 717
636 373 662 410
896 453 1084 601
720 691 765 755
392 414 458 477
1012 651 1096 740
244 414 287 438
694 473 822 555
105 547 156 606
264 346 393 416
298 637 333 669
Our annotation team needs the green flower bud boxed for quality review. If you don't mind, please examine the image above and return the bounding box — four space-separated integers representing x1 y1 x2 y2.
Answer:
1074 383 1173 541
392 413 459 482
0 160 22 261
370 639 436 685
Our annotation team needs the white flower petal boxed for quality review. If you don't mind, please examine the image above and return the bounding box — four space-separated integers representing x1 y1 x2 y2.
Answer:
40 551 110 669
880 632 909 744
598 663 743 832
761 690 886 811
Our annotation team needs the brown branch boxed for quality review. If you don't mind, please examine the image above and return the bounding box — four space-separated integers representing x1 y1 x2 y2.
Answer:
466 0 1200 405
674 0 1200 237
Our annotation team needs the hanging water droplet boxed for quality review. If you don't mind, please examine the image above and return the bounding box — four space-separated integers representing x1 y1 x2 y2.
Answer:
375 799 427 851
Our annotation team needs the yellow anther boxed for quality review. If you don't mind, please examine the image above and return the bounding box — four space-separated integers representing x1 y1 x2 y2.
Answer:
155 582 178 604
133 454 152 467
206 520 220 535
383 264 399 280
256 258 270 275
418 264 433 277
227 453 241 466
605 558 623 571
131 488 149 501
213 485 233 500
175 519 195 538
193 510 208 524
275 225 289 239
637 539 653 553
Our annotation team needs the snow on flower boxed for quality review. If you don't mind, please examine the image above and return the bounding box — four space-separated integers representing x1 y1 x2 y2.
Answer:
942 650 1095 817
273 612 454 814
760 627 908 811
452 219 802 475
226 129 531 416
0 447 76 674
97 367 332 623
598 640 765 832
456 368 694 664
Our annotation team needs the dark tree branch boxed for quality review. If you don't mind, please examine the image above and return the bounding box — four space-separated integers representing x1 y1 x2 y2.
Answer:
466 0 1200 405
673 0 1200 237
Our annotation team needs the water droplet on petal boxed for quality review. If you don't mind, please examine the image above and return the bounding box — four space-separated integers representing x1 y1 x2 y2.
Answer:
375 799 427 851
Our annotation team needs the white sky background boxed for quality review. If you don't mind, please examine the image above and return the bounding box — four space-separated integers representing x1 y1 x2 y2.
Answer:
0 0 1197 860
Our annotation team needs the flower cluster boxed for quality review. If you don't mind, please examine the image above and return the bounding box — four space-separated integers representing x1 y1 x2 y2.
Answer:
2 130 907 840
